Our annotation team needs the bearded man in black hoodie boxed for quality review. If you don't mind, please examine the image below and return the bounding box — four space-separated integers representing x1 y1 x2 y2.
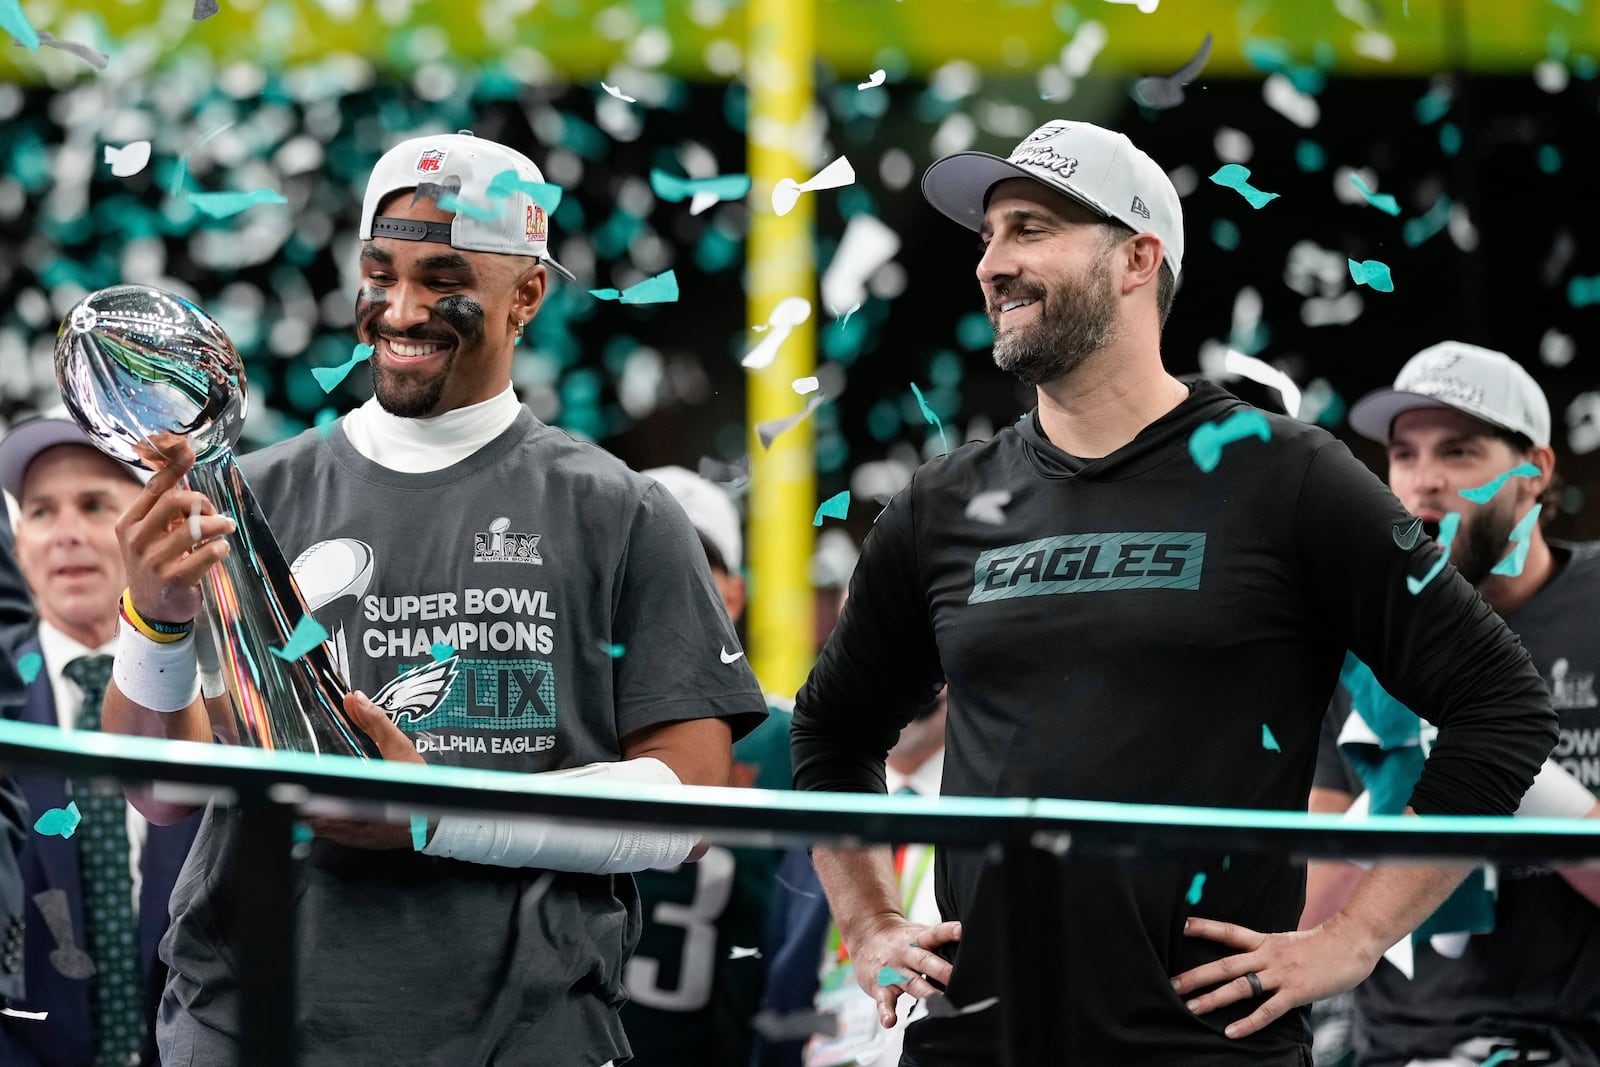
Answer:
788 119 1559 1067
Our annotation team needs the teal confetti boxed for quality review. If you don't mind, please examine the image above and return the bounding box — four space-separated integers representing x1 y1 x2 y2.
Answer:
1223 855 1232 871
1261 724 1281 753
410 814 428 851
1458 463 1540 504
1407 512 1461 595
1403 196 1453 248
1241 37 1293 74
590 270 679 305
813 490 850 526
1491 504 1542 578
1208 164 1279 209
649 169 752 205
598 642 626 658
1294 140 1325 172
1569 275 1600 308
188 189 289 219
877 966 912 987
1480 1051 1517 1067
1414 87 1451 125
1347 258 1394 292
1185 872 1207 905
436 193 501 221
0 0 40 49
1187 411 1271 473
15 650 42 685
271 615 330 662
1439 123 1462 156
486 170 563 213
1210 218 1241 251
910 382 950 455
33 801 80 838
293 822 314 845
1348 174 1400 216
311 343 374 393
430 642 456 662
1538 145 1563 175
314 408 339 437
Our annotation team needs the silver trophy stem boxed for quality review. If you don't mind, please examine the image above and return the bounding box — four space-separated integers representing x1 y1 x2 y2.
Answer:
187 449 377 759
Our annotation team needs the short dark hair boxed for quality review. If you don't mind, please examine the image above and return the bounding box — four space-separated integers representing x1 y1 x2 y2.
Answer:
1101 221 1177 332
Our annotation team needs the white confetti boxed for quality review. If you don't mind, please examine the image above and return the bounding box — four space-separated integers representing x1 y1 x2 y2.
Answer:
729 945 763 960
104 142 153 178
1224 350 1302 419
1103 0 1158 10
1567 393 1600 456
600 82 638 103
792 376 820 395
822 214 901 316
743 298 813 369
964 490 1013 525
1263 73 1321 129
857 69 886 90
771 156 855 217
1540 328 1576 368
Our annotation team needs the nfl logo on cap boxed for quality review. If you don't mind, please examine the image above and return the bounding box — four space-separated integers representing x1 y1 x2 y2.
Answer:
417 148 446 173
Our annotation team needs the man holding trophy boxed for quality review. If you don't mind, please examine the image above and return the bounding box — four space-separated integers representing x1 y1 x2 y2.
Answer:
78 132 766 1065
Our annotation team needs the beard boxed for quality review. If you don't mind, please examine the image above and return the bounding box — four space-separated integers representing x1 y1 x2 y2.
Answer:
356 292 462 418
988 247 1118 388
1449 497 1522 585
369 349 457 418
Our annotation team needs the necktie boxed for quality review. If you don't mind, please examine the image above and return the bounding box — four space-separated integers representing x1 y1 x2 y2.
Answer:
64 653 145 1067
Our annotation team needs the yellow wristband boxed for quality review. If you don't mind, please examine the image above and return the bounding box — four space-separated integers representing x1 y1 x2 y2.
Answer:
119 588 193 644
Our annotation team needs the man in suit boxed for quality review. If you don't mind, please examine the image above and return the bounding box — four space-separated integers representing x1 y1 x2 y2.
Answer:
2 523 35 1014
0 412 200 1067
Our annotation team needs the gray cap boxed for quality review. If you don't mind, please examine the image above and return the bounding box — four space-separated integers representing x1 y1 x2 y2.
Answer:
1349 341 1551 446
360 130 575 281
921 118 1184 279
0 408 148 502
643 465 742 573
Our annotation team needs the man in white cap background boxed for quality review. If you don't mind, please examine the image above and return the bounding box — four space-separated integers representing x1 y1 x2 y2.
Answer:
100 131 766 1066
0 411 201 1067
622 465 795 1067
1304 343 1600 1067
789 119 1557 1065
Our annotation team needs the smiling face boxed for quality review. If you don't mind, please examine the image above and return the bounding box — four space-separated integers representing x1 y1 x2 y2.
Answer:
977 178 1123 387
13 444 143 648
356 191 546 418
1387 407 1541 585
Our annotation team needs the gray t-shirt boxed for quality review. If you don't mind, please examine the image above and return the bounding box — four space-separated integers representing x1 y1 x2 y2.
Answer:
159 408 766 1066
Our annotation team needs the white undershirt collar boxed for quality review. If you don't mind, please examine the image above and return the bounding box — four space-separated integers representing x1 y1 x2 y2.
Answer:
340 385 522 473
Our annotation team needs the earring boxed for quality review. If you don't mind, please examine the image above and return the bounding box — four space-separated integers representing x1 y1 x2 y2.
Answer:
514 319 526 339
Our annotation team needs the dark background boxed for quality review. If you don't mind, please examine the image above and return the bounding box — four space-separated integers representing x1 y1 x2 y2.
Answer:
2 65 1596 538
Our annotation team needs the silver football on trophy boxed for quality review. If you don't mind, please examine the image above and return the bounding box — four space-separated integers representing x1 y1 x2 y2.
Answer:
53 284 375 759
54 284 246 470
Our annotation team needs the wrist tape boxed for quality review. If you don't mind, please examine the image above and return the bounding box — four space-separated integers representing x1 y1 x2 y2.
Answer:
422 756 699 873
113 622 201 713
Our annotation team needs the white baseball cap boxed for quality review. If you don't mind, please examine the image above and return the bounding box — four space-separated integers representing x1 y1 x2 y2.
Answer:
0 407 149 502
359 130 576 281
922 119 1185 280
644 465 742 574
1349 341 1551 446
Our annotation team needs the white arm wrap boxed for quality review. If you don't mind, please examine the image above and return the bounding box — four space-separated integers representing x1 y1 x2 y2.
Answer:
113 625 201 713
421 756 700 873
1515 757 1599 819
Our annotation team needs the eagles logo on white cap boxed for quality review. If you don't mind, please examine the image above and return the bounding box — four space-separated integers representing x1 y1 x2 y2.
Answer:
921 119 1185 281
1349 341 1551 446
360 130 575 281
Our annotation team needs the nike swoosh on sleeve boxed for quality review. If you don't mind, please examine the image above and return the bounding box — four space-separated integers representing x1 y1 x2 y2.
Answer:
720 647 746 664
1392 517 1424 550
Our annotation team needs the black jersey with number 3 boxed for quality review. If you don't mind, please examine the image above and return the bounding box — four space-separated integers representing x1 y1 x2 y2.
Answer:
792 381 1556 1066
